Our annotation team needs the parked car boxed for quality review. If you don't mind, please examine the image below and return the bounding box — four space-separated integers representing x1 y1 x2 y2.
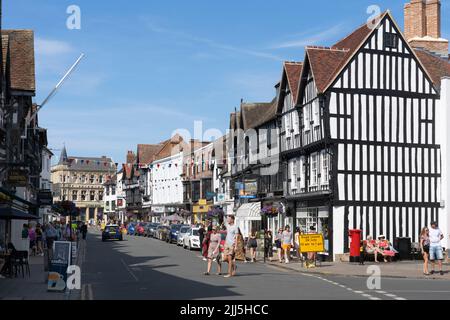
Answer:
168 224 187 244
127 222 137 236
156 225 170 241
183 227 201 250
143 223 155 237
177 226 191 246
136 223 147 236
102 225 123 242
148 223 161 238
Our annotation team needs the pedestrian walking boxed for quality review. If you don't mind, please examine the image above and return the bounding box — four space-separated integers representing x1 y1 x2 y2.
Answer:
80 223 88 240
198 224 206 261
282 226 293 264
264 230 273 262
275 228 283 263
248 230 258 262
35 224 44 256
306 226 318 268
429 221 444 276
204 226 222 276
45 222 57 250
420 227 430 275
294 227 301 259
234 228 246 264
28 225 37 256
223 215 238 278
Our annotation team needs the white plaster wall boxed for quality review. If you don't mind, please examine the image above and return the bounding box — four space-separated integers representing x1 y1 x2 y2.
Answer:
437 77 450 249
332 206 345 260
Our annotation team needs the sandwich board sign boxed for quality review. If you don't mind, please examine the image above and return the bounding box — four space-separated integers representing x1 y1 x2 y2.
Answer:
48 241 71 292
299 234 325 253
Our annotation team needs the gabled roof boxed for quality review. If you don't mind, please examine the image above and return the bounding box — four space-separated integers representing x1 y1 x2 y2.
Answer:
284 62 303 103
305 47 348 93
241 98 277 131
2 30 36 92
137 144 165 165
414 49 450 89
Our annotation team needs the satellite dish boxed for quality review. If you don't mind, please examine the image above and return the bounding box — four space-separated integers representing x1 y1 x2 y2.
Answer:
22 53 85 139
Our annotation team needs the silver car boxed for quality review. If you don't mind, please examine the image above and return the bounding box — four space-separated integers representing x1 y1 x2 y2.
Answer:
177 226 191 246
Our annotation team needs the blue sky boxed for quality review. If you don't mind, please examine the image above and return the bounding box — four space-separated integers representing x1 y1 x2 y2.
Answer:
4 0 450 164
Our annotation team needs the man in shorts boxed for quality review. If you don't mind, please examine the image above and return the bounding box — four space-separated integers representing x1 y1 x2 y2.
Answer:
224 215 238 278
429 221 445 276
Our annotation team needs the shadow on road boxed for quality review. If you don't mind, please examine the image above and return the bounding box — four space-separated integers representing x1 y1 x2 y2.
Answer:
82 232 242 300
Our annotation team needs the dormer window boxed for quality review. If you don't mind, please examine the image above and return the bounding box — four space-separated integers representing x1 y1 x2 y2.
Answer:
384 32 398 49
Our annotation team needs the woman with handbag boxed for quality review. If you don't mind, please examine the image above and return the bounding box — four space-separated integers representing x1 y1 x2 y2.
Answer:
275 228 283 263
420 227 430 275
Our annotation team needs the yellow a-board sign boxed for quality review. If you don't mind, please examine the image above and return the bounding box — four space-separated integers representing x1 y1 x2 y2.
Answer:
299 234 325 253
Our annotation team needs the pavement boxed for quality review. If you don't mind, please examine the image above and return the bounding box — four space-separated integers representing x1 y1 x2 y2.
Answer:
265 257 450 280
0 239 86 300
0 254 67 300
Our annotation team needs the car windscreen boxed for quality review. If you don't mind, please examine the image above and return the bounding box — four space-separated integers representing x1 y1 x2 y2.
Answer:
171 225 182 231
105 227 119 232
180 227 189 233
192 230 199 236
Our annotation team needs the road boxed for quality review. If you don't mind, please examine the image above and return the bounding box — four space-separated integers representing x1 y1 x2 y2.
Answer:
78 230 450 300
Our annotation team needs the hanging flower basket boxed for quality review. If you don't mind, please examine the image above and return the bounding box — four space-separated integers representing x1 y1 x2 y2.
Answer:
261 205 279 217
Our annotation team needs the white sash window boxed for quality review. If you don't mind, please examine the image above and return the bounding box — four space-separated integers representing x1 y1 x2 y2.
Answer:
311 153 318 186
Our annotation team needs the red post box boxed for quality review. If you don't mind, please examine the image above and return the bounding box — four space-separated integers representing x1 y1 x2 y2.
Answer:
349 229 362 263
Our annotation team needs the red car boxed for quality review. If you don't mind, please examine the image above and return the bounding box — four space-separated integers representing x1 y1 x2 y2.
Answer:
135 223 147 236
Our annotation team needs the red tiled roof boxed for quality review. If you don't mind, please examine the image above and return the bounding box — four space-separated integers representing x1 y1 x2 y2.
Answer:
137 144 165 165
414 49 450 88
2 30 36 92
284 62 303 103
306 47 349 93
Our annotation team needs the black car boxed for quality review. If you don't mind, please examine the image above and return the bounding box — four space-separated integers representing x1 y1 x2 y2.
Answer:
102 225 123 241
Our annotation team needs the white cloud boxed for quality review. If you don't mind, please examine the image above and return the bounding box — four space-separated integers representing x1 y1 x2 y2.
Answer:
271 24 346 49
144 20 283 61
35 38 74 56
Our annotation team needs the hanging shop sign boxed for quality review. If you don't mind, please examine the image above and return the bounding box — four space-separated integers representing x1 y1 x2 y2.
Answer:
38 190 53 206
7 169 28 187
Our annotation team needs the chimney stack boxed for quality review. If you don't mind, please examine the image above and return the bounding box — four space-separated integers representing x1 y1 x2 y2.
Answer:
126 151 136 164
404 0 448 57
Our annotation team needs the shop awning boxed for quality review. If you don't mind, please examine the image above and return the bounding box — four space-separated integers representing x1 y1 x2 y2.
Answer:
0 206 39 220
236 202 261 221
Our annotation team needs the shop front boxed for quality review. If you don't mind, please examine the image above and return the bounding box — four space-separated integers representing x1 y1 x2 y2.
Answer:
193 199 212 225
235 202 261 239
296 205 330 256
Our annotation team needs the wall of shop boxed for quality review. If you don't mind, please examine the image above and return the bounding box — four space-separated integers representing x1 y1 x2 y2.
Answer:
438 77 450 250
332 206 345 259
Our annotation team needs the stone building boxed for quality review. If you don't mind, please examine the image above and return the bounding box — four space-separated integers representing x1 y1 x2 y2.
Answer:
51 146 116 223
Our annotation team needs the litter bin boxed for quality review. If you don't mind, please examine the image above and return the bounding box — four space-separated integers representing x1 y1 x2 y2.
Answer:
349 229 362 263
394 237 411 260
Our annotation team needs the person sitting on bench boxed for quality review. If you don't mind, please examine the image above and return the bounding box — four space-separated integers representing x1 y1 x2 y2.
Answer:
365 236 382 263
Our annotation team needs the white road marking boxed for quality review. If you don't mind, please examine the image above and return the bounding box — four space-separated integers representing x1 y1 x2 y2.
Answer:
120 258 139 282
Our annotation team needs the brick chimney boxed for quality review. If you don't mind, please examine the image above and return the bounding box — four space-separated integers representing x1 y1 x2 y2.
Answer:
404 0 448 57
126 151 136 164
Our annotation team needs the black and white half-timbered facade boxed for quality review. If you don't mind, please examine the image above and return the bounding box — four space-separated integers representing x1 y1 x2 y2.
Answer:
276 10 450 259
